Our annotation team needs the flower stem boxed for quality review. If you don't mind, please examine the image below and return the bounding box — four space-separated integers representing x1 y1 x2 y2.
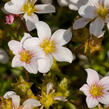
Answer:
24 69 29 81
98 104 103 109
51 59 64 79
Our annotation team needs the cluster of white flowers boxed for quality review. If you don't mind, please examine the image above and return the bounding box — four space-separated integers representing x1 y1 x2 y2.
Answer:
4 0 74 74
3 0 109 108
8 23 74 74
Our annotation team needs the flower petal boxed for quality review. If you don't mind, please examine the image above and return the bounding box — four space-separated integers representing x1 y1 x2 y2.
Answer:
35 4 55 13
11 0 25 7
68 3 78 10
80 84 90 96
73 18 90 30
8 40 22 55
23 13 39 31
46 82 53 94
35 21 51 40
104 0 109 8
21 33 32 44
37 55 53 73
11 0 25 10
99 76 109 90
69 0 80 10
89 0 99 5
12 56 22 67
98 93 109 105
52 47 74 63
23 37 40 51
89 18 104 37
86 96 98 108
4 1 23 14
85 68 99 86
54 96 67 102
23 99 41 109
57 0 68 6
24 58 38 74
77 0 88 9
70 0 79 4
4 92 20 109
26 21 35 32
3 91 16 98
107 23 109 30
51 29 72 46
79 1 96 19
11 95 20 109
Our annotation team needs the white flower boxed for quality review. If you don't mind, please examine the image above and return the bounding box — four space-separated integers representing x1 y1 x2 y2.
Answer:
73 0 109 37
4 0 55 31
0 48 9 64
23 21 74 72
4 91 41 109
80 68 109 108
8 33 50 74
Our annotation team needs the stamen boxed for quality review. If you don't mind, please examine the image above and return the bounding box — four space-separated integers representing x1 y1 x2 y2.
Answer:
20 50 32 64
89 84 103 98
40 38 56 55
22 0 37 16
96 5 108 19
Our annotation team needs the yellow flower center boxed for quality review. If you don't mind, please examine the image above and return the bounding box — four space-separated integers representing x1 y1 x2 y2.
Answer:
22 0 37 16
96 6 108 19
20 50 32 64
89 84 103 98
40 39 56 55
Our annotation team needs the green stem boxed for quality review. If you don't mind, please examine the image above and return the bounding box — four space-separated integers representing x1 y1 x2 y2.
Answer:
51 59 64 79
